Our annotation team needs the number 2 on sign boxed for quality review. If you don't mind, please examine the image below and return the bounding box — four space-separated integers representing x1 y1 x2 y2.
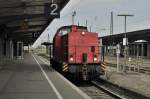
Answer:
51 4 58 15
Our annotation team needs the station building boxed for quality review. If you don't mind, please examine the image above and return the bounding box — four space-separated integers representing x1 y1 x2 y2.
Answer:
99 29 150 58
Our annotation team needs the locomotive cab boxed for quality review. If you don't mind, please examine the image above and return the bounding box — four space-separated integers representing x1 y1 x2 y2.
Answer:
52 25 104 81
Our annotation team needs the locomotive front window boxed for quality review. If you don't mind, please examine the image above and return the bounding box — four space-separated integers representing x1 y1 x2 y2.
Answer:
60 30 68 35
59 28 71 36
77 27 88 32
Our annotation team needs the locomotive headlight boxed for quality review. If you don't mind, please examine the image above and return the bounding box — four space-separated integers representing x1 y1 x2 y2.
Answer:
94 57 98 61
94 55 98 61
81 32 85 35
70 57 74 61
70 55 74 61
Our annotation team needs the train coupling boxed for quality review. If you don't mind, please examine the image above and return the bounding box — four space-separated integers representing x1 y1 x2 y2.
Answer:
82 64 88 80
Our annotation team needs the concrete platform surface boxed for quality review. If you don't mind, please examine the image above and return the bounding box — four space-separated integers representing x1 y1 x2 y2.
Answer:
0 53 90 99
102 72 150 97
105 56 150 68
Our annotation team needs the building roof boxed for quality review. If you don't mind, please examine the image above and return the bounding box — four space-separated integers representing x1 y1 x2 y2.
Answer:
99 29 150 45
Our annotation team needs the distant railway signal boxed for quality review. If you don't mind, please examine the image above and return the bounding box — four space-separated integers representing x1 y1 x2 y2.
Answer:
21 19 28 31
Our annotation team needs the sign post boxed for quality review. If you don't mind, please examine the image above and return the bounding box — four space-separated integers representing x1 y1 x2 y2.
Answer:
123 37 128 72
116 44 120 72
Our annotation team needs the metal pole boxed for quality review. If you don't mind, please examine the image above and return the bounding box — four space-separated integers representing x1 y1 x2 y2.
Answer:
124 16 127 72
49 44 52 65
142 43 144 58
72 11 76 25
112 12 114 35
116 44 120 72
110 12 114 56
137 44 139 57
117 14 134 72
90 26 92 32
117 53 120 72
86 19 88 27
72 15 74 25
0 38 2 69
22 42 23 59
125 16 127 37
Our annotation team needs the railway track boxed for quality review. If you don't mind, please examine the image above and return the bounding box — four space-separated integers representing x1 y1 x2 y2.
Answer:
38 54 149 99
78 78 149 99
78 83 116 99
91 81 124 99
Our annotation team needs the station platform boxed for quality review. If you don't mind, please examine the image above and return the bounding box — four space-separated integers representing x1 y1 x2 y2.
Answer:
102 72 150 98
0 53 90 99
105 56 150 68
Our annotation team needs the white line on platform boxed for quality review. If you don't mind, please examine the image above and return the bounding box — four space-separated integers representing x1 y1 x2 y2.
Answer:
32 54 63 99
37 55 91 99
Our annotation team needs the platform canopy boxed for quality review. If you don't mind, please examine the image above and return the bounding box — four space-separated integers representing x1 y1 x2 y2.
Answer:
99 29 150 45
0 0 70 45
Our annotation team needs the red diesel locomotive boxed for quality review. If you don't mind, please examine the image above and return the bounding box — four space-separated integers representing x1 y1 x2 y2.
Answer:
51 25 104 80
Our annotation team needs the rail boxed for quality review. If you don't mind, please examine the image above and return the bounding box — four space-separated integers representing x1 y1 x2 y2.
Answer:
92 78 150 99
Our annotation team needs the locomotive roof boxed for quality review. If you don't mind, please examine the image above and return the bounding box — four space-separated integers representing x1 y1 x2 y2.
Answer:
57 25 87 31
54 25 88 37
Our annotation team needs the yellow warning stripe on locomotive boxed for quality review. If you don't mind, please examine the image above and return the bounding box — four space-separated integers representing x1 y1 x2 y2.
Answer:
101 62 106 71
62 64 69 72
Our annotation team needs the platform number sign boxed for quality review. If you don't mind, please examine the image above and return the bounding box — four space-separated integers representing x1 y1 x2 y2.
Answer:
44 3 60 18
51 4 58 16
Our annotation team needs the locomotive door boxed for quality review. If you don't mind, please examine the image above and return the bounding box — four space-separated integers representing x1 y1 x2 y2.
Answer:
61 35 68 62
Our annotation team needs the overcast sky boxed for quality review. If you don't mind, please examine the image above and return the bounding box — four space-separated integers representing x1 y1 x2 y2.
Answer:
33 0 150 48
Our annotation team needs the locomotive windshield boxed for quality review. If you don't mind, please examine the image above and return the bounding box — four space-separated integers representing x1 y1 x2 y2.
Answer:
58 28 71 36
57 25 88 36
59 28 71 35
77 26 88 32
